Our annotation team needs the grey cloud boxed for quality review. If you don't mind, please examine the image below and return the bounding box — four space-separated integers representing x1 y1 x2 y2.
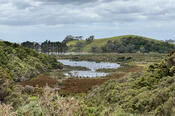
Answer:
0 0 8 4
0 0 175 26
12 1 33 9
37 0 97 5
104 6 143 14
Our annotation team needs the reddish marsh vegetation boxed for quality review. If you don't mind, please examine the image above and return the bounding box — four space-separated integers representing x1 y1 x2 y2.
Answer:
20 75 58 88
20 66 144 94
60 66 144 93
60 73 125 93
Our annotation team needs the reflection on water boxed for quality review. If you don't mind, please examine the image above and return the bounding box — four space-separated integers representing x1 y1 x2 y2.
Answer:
64 70 109 78
58 59 120 78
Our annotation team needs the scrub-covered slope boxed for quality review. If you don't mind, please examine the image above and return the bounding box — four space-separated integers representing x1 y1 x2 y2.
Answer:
80 51 175 116
0 41 63 82
0 41 66 115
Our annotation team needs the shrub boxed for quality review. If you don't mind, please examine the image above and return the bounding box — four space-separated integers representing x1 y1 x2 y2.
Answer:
40 86 80 116
0 103 16 116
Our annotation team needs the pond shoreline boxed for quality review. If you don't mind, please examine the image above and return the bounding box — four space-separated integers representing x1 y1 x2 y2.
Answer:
58 59 120 78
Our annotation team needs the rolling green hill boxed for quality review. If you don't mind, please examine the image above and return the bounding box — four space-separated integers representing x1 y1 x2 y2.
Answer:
67 35 175 53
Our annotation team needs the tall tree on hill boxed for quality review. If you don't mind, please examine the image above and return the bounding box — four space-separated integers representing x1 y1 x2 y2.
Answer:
62 35 74 44
86 35 95 43
41 40 68 54
21 41 40 52
41 40 49 54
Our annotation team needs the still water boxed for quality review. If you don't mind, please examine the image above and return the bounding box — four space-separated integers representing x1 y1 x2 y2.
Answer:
58 60 120 78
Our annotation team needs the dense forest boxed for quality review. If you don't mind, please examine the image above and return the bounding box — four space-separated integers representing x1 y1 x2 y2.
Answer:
21 40 67 54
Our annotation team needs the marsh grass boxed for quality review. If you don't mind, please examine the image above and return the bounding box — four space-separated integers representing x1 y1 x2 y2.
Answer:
20 75 58 88
58 53 167 64
59 73 125 94
96 65 138 73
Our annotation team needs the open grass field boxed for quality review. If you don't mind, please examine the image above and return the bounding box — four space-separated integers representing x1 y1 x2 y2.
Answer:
57 53 167 65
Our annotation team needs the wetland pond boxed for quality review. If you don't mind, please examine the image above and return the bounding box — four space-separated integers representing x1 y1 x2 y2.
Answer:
58 59 120 78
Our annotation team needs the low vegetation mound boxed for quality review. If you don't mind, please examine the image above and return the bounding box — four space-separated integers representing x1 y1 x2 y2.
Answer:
67 35 175 53
79 51 175 116
0 41 63 82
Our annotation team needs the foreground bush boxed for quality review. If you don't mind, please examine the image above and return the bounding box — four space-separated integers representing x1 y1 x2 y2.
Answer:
17 86 81 116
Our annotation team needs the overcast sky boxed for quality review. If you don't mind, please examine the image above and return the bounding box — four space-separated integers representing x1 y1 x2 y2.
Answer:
0 0 175 42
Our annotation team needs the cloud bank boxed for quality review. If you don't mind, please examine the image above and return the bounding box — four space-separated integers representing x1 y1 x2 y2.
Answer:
0 0 174 26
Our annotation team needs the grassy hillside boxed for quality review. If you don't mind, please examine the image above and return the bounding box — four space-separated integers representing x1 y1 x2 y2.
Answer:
67 35 175 53
67 35 128 52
